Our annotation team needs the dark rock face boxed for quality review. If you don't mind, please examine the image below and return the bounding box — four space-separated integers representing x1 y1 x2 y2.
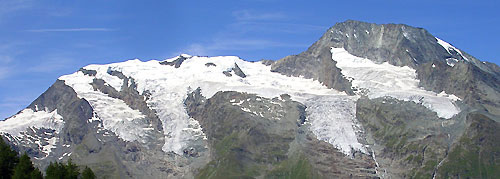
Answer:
204 62 216 67
259 60 274 66
321 20 449 67
27 80 94 145
232 63 247 78
271 42 354 95
222 63 247 78
78 68 97 76
160 55 188 68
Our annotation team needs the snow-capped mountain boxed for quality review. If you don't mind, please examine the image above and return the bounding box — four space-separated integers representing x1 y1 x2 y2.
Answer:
1 20 499 178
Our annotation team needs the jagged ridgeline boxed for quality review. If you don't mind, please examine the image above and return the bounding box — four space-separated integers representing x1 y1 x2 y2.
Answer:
0 20 498 178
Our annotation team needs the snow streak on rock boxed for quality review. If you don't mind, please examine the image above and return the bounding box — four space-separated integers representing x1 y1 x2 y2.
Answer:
436 37 469 62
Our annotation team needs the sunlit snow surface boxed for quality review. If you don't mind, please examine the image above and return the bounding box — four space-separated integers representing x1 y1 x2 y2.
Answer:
331 47 461 118
0 108 64 158
0 108 64 137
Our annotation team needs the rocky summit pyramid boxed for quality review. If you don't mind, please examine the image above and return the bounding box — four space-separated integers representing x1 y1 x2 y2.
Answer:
1 20 499 178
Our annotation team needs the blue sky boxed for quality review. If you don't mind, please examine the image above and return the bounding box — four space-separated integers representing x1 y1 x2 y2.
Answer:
0 0 499 119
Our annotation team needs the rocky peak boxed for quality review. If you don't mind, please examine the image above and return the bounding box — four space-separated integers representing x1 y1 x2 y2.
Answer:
316 20 449 67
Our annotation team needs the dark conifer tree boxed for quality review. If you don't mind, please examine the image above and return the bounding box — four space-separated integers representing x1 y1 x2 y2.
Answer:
29 168 43 179
64 159 79 179
45 162 66 179
12 153 41 179
0 137 19 179
81 167 96 179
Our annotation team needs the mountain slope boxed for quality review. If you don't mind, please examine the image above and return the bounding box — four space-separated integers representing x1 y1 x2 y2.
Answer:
0 20 498 178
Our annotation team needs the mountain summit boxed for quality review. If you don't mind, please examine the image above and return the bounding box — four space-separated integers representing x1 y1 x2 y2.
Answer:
1 20 499 178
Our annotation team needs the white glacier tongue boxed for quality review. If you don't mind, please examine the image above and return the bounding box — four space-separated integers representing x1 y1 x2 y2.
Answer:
69 55 368 156
331 47 461 119
305 95 366 156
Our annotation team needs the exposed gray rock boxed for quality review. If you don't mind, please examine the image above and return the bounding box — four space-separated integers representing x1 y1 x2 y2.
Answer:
232 63 246 78
271 42 354 95
27 80 94 145
160 55 188 68
78 68 97 76
259 59 274 66
320 20 449 67
204 62 216 67
222 63 247 78
222 71 232 77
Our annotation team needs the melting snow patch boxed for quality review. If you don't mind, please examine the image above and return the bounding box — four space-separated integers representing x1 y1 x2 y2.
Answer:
331 47 461 118
446 58 458 67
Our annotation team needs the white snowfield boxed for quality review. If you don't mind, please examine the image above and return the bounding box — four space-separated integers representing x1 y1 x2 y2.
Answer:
331 47 461 119
0 108 64 137
0 108 64 158
0 47 462 157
